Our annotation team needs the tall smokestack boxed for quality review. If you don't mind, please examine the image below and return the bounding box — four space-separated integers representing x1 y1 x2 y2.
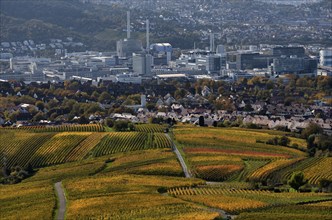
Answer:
146 19 150 52
210 33 215 52
127 11 131 39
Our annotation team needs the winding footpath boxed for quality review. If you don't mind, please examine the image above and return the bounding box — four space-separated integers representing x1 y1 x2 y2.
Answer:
54 182 66 220
166 134 192 178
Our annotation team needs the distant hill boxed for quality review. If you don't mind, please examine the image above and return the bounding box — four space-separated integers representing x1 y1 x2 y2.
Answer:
1 0 331 50
0 0 126 50
257 0 322 5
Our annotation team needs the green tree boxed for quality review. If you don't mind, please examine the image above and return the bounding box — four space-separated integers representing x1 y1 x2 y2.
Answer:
113 120 129 131
91 91 100 101
288 172 307 191
104 118 114 127
32 112 45 122
244 103 253 112
319 179 332 192
46 99 59 110
78 115 89 124
199 116 205 127
307 134 316 157
146 103 156 112
174 88 187 99
302 123 323 139
35 101 45 110
98 91 113 103
279 136 290 146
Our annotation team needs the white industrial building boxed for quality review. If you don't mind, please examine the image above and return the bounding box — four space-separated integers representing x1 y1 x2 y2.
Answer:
116 73 142 84
132 53 152 76
320 49 332 67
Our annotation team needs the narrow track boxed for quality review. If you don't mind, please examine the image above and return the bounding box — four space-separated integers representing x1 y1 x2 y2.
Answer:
54 182 66 220
166 134 192 178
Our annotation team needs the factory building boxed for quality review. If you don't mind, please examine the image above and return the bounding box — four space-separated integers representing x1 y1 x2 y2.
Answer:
272 47 306 57
132 53 152 76
320 49 332 67
116 11 143 57
150 43 172 65
272 57 317 75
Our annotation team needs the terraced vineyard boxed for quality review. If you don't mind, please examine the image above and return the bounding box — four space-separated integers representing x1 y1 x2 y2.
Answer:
237 201 332 220
196 164 244 181
0 128 172 170
134 124 167 133
231 159 270 181
248 158 303 182
0 180 56 219
1 124 331 220
63 173 210 218
92 132 172 156
303 158 332 184
270 157 332 184
0 130 56 168
173 125 311 182
175 126 306 158
28 132 91 167
65 132 108 162
168 186 332 214
4 124 105 132
103 149 184 177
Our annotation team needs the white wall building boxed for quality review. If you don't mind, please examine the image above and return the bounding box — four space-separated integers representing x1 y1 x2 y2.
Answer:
132 53 152 76
116 73 142 84
320 49 332 67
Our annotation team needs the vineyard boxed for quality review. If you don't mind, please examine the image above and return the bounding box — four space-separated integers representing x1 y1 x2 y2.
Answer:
28 132 91 167
66 193 219 220
63 173 211 219
175 126 306 158
92 132 172 156
0 180 55 219
237 201 332 220
1 124 331 219
103 149 184 177
195 165 244 181
168 186 332 214
269 157 332 184
231 159 270 181
134 124 167 133
173 125 312 182
0 128 172 170
2 124 105 132
248 158 303 182
65 133 108 162
0 130 56 168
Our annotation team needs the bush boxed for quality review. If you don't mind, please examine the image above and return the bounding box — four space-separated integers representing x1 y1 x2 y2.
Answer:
149 117 165 124
157 187 168 194
113 120 129 131
279 136 291 146
217 121 225 127
104 118 114 127
299 184 312 193
266 136 290 147
242 123 262 129
302 123 323 139
288 172 307 191
291 143 299 148
1 165 32 184
275 125 290 132
199 116 205 126
319 179 332 192
266 137 279 145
